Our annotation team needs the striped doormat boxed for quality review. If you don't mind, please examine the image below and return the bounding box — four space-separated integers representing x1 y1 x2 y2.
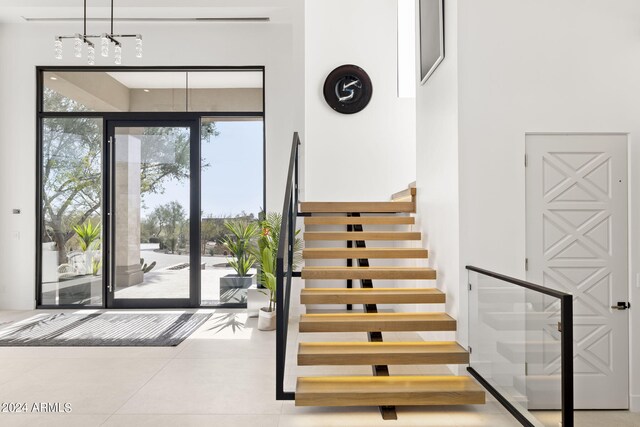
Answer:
0 312 211 346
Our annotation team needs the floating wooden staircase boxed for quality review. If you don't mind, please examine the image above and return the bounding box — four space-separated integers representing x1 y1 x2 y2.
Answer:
294 183 485 418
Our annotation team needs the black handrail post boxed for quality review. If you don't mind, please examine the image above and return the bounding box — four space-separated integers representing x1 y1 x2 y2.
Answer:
289 186 295 273
561 294 574 427
275 255 285 400
275 132 301 401
294 134 300 210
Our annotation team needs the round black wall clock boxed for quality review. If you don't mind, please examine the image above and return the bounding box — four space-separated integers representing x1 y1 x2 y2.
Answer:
323 64 373 114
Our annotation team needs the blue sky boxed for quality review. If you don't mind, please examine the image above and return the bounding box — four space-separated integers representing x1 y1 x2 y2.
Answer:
141 120 263 219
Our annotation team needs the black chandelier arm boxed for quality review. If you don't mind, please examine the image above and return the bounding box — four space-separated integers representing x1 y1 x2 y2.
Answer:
83 0 87 36
53 0 141 62
111 0 114 34
105 34 140 39
56 34 138 40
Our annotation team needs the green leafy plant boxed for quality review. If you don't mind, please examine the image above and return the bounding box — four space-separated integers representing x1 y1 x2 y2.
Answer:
91 257 102 276
221 220 260 277
72 221 101 252
259 246 277 311
140 258 157 274
255 212 303 311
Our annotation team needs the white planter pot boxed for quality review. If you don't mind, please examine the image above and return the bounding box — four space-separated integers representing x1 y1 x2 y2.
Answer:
84 251 95 275
247 285 270 318
258 308 276 331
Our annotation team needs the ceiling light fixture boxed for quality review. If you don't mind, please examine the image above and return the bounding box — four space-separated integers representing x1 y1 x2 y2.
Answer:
54 0 142 65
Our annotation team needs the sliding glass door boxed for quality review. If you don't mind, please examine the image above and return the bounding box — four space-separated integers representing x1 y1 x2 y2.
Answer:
106 121 200 308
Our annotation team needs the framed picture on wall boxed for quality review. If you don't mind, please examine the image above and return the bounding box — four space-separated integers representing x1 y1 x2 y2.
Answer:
419 0 445 84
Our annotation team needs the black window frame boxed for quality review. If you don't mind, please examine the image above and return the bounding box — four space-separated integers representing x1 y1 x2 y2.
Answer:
36 65 266 309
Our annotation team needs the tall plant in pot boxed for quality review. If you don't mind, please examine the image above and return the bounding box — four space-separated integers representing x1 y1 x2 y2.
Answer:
219 220 260 301
255 213 303 331
73 221 101 275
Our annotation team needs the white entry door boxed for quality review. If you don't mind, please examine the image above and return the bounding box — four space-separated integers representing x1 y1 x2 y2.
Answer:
526 134 629 409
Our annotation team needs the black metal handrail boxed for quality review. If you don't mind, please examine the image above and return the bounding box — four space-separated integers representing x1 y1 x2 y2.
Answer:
276 132 300 400
466 265 574 427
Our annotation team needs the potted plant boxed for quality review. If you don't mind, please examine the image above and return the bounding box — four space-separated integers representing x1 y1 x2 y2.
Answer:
219 219 260 302
58 221 101 304
255 213 303 331
73 221 101 275
257 245 277 330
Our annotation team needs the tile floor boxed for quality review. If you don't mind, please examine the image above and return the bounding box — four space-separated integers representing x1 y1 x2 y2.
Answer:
0 309 638 427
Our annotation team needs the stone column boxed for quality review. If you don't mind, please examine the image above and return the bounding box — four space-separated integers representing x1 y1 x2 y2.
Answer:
115 128 144 287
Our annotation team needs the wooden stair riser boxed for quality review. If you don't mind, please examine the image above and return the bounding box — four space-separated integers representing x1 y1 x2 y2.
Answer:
300 288 445 305
303 248 428 259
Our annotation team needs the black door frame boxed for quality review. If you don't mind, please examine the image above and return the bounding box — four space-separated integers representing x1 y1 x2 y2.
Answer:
35 65 266 309
105 118 201 309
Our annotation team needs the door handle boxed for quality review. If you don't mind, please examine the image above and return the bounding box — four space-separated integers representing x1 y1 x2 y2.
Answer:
611 302 631 310
107 136 114 293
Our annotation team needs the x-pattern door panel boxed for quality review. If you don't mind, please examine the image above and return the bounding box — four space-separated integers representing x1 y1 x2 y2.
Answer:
526 134 628 409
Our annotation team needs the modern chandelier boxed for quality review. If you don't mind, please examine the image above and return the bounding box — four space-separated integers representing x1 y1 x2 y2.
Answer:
54 0 142 65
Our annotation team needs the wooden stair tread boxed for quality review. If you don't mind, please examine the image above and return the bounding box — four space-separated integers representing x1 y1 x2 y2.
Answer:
391 187 417 202
304 231 421 241
295 376 485 406
300 201 415 214
302 267 437 280
303 247 428 259
298 341 469 365
300 287 444 304
299 312 455 332
304 216 415 225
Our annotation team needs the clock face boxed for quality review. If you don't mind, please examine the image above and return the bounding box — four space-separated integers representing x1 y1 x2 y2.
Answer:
323 65 372 114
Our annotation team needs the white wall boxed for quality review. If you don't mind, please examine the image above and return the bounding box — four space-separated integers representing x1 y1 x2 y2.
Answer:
455 0 640 411
304 0 416 202
0 16 304 310
414 0 462 348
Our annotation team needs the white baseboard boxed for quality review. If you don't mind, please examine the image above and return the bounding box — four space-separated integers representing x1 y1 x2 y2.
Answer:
631 394 640 412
